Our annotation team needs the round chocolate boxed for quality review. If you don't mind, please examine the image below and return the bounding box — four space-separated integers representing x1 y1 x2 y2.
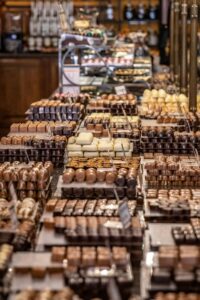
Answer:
86 168 96 184
75 169 85 183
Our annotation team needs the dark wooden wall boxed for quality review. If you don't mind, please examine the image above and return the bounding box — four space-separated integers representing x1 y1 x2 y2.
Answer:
0 54 58 136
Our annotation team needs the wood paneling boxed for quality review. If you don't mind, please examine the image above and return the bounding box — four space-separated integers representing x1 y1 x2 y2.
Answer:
0 55 58 136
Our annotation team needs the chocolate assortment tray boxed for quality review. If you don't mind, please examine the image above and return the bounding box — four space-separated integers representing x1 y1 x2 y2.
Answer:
0 136 67 166
62 167 138 188
0 244 13 288
0 161 53 201
8 289 91 300
0 220 36 250
86 94 137 115
66 157 140 170
57 157 140 199
50 92 91 105
26 101 85 122
83 113 140 141
0 197 42 222
144 156 200 188
41 215 143 246
141 127 199 155
145 189 200 221
66 134 135 158
157 112 200 131
10 247 133 291
10 121 77 137
42 198 137 217
172 218 200 245
81 57 133 67
139 89 189 119
147 245 200 294
152 293 200 300
111 68 151 84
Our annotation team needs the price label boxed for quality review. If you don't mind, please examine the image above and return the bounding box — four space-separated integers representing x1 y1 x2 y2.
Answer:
98 168 116 172
115 85 127 96
118 201 131 229
63 65 80 96
8 182 18 229
9 182 17 202
101 204 119 210
103 220 123 229
56 111 62 122
107 278 122 300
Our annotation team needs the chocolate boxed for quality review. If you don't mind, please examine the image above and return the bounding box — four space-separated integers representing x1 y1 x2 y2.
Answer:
75 169 85 183
51 247 65 262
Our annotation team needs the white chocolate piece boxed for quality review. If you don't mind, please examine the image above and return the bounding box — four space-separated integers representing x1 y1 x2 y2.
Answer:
67 144 82 151
82 144 98 151
116 151 132 157
68 136 76 144
114 143 130 152
98 141 113 152
76 132 93 145
100 152 115 157
84 152 99 158
68 151 83 157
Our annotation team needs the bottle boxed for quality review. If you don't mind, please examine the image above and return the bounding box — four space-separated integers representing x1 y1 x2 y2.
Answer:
147 29 158 47
106 2 114 20
137 3 146 20
148 5 157 20
124 1 134 21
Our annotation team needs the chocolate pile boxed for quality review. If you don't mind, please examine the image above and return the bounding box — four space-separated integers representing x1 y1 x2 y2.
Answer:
44 216 142 244
45 198 136 217
145 156 200 188
63 167 138 188
172 218 200 245
0 161 53 200
28 100 84 122
151 245 200 289
10 121 76 136
0 136 67 166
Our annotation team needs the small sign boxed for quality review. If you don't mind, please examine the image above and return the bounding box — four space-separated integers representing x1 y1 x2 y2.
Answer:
47 125 53 137
9 182 17 202
56 111 62 122
63 65 80 96
8 182 18 228
104 220 123 229
118 201 131 229
24 150 30 163
101 204 119 210
107 278 122 300
115 85 127 96
98 168 116 172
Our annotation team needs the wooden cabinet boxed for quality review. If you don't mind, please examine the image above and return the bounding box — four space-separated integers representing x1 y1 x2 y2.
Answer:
0 54 58 136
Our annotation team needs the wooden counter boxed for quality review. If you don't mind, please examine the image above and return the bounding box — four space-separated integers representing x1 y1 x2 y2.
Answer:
0 53 58 136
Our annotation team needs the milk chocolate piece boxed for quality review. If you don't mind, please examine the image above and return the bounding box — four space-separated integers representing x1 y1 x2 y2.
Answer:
106 171 116 184
63 169 75 184
46 199 58 212
31 267 46 278
75 169 85 183
86 168 96 184
67 246 81 267
54 200 66 215
44 217 55 229
152 267 171 284
51 247 66 262
55 216 65 233
82 247 96 267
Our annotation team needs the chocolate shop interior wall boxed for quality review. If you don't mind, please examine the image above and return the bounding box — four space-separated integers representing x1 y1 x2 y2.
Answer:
0 54 58 137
